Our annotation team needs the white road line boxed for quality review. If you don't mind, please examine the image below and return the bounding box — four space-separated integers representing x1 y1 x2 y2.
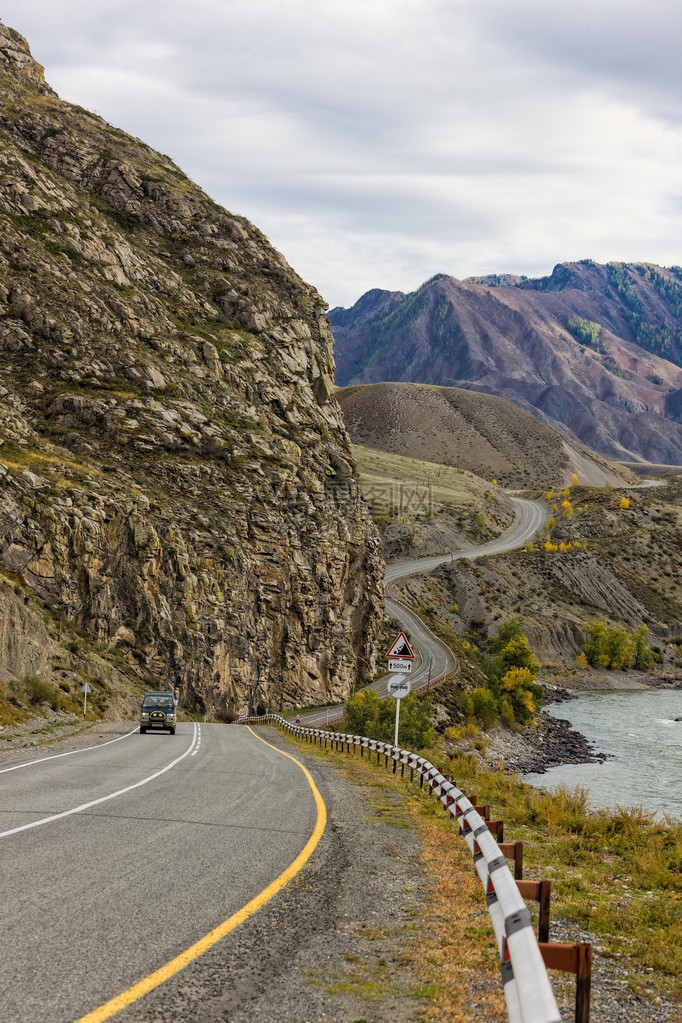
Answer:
0 727 140 775
191 724 202 756
0 723 199 839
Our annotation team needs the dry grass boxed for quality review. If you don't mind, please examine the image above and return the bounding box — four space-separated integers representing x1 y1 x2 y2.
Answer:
279 728 682 1020
442 754 682 1001
352 443 486 514
410 800 507 1022
338 382 632 490
283 732 508 1021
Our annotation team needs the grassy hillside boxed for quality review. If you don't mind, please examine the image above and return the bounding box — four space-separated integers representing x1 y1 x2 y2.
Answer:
351 443 515 557
339 383 634 489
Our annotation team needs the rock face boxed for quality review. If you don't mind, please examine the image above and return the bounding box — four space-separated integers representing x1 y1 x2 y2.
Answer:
0 22 383 716
330 265 682 466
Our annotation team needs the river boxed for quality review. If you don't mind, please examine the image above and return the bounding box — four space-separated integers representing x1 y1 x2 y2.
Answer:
523 689 682 820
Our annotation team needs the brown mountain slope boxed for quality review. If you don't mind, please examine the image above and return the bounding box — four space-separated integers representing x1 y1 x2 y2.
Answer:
0 22 382 722
337 383 632 488
330 266 682 466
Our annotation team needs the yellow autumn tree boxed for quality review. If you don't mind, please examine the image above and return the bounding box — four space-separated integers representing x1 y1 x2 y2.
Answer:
619 496 629 509
500 667 542 724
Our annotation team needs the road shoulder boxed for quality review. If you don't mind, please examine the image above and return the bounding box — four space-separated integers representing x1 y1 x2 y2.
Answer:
114 724 431 1022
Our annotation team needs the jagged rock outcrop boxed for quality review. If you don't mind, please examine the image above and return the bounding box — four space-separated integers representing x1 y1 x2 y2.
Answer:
0 22 383 717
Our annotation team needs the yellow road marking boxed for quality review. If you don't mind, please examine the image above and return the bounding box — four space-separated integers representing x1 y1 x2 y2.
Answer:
74 726 326 1023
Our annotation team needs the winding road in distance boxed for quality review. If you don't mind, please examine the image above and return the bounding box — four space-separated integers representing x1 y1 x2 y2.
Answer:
300 496 547 726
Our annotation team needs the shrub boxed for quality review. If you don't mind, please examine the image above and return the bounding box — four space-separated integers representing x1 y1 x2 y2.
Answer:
582 621 654 670
500 666 542 724
22 674 58 707
633 625 655 670
472 687 497 728
483 618 541 725
344 689 435 748
488 632 539 688
489 617 526 653
499 694 515 726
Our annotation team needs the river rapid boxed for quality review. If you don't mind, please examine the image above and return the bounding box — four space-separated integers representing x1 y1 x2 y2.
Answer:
523 689 682 820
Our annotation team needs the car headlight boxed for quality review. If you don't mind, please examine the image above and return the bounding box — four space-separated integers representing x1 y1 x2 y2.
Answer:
141 712 150 719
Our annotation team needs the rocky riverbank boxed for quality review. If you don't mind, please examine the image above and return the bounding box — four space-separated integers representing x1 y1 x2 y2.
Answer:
487 669 682 776
472 707 608 776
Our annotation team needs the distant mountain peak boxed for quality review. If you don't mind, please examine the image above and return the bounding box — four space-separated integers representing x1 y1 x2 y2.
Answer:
330 261 682 466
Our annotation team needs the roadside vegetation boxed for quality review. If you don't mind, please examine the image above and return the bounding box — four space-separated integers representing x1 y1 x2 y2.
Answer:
0 672 79 726
442 753 682 1009
283 724 682 1018
344 688 435 748
0 569 165 739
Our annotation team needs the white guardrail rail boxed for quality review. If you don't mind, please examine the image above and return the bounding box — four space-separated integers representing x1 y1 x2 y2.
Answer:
240 714 563 1023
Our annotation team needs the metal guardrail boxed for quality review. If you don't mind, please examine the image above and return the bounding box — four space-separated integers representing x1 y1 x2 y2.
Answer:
240 714 564 1023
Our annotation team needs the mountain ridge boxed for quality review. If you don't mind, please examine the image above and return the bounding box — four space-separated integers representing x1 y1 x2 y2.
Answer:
330 262 682 466
336 382 633 489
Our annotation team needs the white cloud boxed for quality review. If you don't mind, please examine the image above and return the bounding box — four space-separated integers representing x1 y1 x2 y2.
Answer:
3 0 682 306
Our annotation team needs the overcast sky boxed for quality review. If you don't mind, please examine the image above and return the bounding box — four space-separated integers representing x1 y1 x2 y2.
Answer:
3 1 682 308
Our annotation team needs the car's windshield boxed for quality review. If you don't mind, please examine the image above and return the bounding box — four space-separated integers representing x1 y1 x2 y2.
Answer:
143 696 174 708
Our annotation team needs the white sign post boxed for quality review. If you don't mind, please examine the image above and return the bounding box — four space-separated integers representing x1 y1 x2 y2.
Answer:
81 681 92 717
387 674 413 746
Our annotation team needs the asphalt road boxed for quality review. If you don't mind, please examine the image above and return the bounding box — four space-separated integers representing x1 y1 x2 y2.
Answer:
0 723 320 1023
300 496 547 726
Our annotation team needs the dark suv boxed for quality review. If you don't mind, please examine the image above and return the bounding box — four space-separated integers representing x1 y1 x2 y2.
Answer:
139 692 177 735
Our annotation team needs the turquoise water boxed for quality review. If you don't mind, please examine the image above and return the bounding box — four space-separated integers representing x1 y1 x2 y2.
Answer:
523 689 682 820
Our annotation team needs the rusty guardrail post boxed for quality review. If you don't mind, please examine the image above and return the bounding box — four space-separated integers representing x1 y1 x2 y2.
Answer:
498 840 524 880
539 942 592 1023
517 879 552 943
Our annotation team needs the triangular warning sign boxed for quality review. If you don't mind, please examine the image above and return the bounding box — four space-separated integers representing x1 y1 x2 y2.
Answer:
386 632 414 659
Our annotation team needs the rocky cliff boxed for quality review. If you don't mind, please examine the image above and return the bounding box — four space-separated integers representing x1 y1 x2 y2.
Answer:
0 22 383 719
330 265 682 466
